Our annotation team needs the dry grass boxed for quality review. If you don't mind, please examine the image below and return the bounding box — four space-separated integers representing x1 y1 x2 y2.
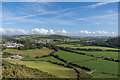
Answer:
3 47 52 57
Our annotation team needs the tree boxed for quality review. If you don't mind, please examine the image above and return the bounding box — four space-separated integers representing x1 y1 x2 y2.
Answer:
29 45 37 49
18 46 24 50
37 45 43 49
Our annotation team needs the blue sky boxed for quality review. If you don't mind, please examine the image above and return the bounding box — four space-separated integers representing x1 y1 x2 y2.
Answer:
1 2 118 36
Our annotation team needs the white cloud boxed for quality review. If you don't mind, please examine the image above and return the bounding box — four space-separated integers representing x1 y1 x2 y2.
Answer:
0 28 6 34
49 29 55 34
32 28 48 34
0 28 28 35
71 30 116 36
111 32 115 34
62 30 67 34
57 30 67 34
0 28 115 36
79 30 115 35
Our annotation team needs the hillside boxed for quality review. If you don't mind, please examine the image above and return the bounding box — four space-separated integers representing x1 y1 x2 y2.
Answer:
2 60 56 79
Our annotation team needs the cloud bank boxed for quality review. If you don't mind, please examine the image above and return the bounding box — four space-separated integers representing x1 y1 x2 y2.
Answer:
0 28 115 36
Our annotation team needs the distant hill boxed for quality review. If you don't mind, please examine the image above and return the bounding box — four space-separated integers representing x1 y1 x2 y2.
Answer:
48 35 70 39
2 34 71 40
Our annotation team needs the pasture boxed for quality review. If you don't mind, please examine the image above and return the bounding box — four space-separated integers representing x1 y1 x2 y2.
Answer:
76 51 118 59
79 59 118 75
72 46 119 50
22 56 66 64
54 50 96 63
53 50 118 78
3 47 52 58
57 44 119 50
92 72 118 78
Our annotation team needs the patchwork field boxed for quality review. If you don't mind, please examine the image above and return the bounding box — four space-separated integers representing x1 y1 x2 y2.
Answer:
3 59 77 78
2 35 120 79
53 50 119 78
3 47 53 58
54 50 96 62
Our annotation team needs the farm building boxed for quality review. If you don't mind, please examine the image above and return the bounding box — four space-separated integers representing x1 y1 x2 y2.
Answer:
8 55 24 60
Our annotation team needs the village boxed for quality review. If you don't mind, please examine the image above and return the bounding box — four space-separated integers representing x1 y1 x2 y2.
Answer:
3 42 23 48
36 40 56 44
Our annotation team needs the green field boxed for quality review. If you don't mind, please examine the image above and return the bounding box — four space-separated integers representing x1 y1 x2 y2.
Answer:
23 56 58 61
54 50 96 63
92 72 118 78
4 59 77 78
72 46 119 50
76 51 118 59
69 40 81 42
53 50 118 77
79 59 118 75
22 56 66 64
3 47 52 58
57 44 119 50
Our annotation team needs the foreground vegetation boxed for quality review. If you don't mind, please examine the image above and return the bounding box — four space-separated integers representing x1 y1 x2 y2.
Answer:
2 60 56 78
3 58 78 78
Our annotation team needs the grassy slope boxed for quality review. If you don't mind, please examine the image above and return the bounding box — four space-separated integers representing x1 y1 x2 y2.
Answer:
2 60 56 78
3 47 52 58
3 59 77 78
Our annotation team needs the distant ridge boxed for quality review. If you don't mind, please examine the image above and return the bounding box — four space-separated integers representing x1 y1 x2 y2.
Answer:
2 34 71 39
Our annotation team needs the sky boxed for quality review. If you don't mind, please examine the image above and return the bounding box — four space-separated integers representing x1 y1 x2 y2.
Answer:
1 2 118 36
